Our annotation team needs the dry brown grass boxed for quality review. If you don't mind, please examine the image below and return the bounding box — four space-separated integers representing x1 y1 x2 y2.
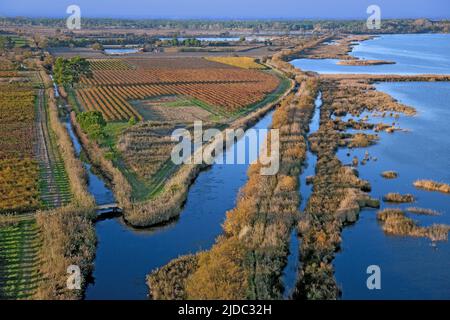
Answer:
413 180 450 194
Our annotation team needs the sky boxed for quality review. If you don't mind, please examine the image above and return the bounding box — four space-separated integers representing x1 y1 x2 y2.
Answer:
0 0 449 20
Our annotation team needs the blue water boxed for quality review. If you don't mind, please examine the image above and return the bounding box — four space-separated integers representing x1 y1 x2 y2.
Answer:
104 48 140 55
84 112 273 300
291 34 450 75
282 92 322 298
159 37 241 42
333 82 450 299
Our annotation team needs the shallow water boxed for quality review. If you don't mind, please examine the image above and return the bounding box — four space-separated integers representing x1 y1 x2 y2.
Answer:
333 82 450 299
291 34 450 75
84 112 274 300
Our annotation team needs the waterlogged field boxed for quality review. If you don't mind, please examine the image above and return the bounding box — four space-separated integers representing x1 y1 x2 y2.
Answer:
75 57 280 121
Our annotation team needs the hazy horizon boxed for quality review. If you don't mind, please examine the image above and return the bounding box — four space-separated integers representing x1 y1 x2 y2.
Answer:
1 0 449 20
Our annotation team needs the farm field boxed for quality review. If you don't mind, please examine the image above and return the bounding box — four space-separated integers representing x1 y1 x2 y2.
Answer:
74 57 280 121
0 81 40 213
0 64 72 213
130 96 215 122
205 56 266 69
71 56 288 203
0 216 40 299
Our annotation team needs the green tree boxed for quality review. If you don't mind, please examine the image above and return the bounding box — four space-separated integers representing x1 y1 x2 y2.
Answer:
53 56 92 86
76 111 106 139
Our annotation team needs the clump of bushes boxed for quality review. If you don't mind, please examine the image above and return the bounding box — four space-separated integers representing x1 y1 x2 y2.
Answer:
413 180 450 194
381 171 398 179
383 193 415 203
